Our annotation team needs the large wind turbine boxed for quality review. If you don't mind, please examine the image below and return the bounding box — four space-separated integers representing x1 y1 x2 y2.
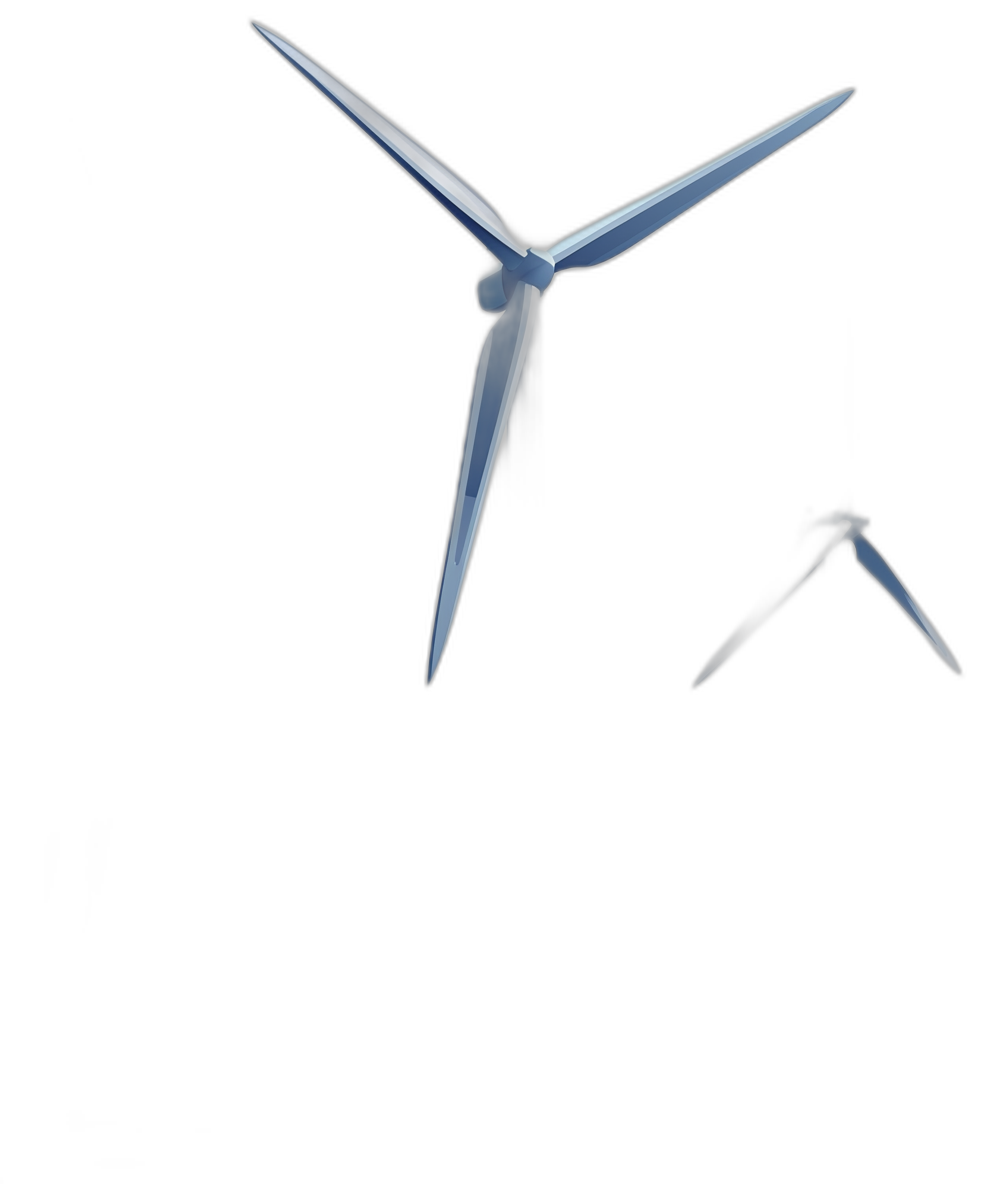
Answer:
252 24 853 680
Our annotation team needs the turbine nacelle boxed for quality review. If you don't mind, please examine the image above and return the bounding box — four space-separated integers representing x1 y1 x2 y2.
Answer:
478 249 555 310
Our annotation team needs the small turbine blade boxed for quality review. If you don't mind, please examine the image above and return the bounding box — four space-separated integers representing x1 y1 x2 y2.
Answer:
852 533 961 672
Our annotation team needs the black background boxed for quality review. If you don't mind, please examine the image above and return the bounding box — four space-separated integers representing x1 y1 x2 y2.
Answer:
39 9 985 1174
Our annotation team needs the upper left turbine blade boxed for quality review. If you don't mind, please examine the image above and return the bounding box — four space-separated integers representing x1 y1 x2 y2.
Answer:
252 24 527 268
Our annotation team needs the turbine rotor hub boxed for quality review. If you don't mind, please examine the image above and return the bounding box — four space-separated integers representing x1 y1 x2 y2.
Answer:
477 249 555 311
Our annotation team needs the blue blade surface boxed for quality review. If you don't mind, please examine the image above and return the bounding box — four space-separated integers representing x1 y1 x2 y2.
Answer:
853 534 960 672
253 24 526 268
551 90 852 270
428 283 539 680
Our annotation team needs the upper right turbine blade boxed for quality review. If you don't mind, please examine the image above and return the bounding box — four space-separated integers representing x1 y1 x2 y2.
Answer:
550 90 852 271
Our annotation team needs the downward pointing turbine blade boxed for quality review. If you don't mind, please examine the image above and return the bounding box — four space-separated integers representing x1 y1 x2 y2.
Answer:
852 534 961 672
551 90 853 270
428 283 539 680
252 24 526 268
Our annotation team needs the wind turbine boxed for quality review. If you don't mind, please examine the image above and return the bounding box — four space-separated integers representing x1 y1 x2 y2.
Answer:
252 24 853 680
691 504 961 691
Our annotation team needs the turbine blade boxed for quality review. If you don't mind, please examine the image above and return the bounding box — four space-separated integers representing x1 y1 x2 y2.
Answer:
428 283 539 680
852 534 961 672
252 24 526 268
551 90 853 271
693 521 852 686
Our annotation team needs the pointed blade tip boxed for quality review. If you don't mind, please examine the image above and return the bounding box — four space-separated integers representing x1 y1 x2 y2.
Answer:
427 621 447 684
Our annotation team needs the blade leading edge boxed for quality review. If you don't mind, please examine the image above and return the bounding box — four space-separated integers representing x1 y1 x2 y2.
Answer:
428 283 539 680
550 89 852 271
253 24 526 269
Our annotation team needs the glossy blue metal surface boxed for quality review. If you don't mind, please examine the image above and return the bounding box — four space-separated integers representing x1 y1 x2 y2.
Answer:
477 269 507 312
252 25 527 269
852 534 960 672
550 91 853 270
